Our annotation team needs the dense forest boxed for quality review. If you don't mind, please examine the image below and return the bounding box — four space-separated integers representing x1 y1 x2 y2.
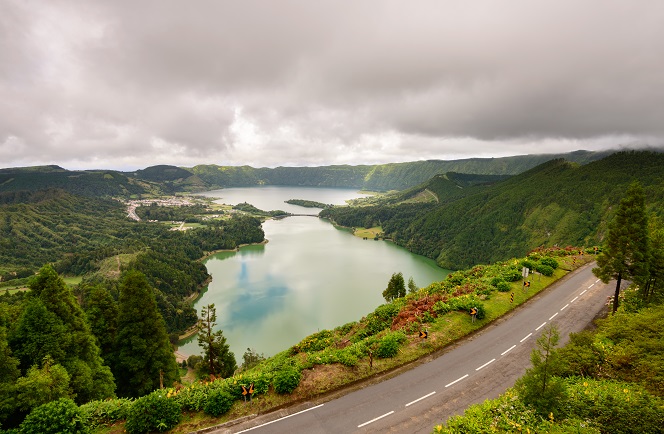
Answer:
322 151 664 269
0 189 264 333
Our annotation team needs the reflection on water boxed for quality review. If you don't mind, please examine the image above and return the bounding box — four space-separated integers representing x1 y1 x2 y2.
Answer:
179 188 449 363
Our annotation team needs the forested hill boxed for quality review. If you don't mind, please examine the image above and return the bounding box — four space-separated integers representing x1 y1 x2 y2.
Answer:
189 150 610 191
321 150 664 270
0 150 610 197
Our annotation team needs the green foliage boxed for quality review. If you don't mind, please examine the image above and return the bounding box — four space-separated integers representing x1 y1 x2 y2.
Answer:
78 398 133 429
241 348 265 371
114 271 179 398
534 263 554 276
375 331 406 358
358 301 403 339
594 181 650 312
292 329 334 353
382 272 406 302
515 325 567 417
501 267 522 282
14 356 72 413
285 199 331 209
10 265 115 404
197 304 237 378
563 378 664 434
407 277 418 294
324 151 664 270
273 367 302 394
436 390 599 434
495 281 511 292
19 398 86 434
539 257 559 269
124 391 181 434
203 389 234 417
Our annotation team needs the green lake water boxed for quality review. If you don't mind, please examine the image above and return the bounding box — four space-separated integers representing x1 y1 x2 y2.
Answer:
178 187 450 362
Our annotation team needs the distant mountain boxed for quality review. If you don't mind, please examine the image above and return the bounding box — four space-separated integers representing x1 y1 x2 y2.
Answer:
189 149 614 191
0 149 624 197
321 150 664 269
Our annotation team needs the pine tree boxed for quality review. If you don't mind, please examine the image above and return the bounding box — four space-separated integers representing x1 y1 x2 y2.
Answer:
10 265 115 403
514 325 566 416
81 284 118 365
114 270 179 398
407 277 418 294
382 272 406 302
197 304 236 378
593 182 650 313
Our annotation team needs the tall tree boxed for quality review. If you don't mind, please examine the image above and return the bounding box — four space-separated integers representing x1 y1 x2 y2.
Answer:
382 272 406 302
197 304 236 378
0 326 20 426
114 270 179 398
81 284 118 365
9 265 115 403
514 325 566 416
643 216 664 302
593 182 650 313
407 277 418 294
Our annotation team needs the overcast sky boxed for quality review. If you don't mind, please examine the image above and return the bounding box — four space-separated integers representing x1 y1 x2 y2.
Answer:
2 1 663 171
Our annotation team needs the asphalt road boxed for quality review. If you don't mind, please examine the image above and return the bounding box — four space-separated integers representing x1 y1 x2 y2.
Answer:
216 263 614 434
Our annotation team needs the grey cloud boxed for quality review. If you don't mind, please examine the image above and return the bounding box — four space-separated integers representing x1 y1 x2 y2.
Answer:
2 0 664 170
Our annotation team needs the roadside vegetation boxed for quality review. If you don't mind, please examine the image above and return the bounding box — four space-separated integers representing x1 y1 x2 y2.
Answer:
0 246 595 433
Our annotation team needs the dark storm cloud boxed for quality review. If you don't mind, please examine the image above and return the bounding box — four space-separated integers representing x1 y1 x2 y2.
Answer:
1 0 663 170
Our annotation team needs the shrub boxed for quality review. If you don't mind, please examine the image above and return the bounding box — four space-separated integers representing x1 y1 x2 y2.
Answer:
519 259 535 271
203 389 234 417
496 281 511 292
563 379 664 434
20 398 86 434
273 367 302 394
79 398 133 429
376 331 406 358
539 257 559 269
432 301 451 315
125 391 181 434
501 268 522 282
296 329 334 353
535 264 554 276
358 301 403 338
489 276 504 287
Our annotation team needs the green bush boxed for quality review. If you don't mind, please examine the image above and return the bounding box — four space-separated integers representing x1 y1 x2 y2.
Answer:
358 301 403 338
125 391 181 434
496 281 511 292
433 301 451 315
563 378 664 434
376 331 406 358
535 264 554 276
489 276 504 287
296 329 334 353
20 398 86 434
172 383 209 411
203 389 234 417
519 259 535 271
79 398 133 429
501 268 522 282
273 367 302 394
539 257 559 269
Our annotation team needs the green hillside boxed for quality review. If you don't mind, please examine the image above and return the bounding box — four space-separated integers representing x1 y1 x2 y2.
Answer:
0 150 612 197
188 150 610 191
322 151 664 269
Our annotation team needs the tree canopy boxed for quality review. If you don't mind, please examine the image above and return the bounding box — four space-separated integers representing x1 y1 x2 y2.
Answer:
594 181 649 312
114 270 179 398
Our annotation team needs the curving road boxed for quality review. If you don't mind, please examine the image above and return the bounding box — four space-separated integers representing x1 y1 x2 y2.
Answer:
216 263 613 433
